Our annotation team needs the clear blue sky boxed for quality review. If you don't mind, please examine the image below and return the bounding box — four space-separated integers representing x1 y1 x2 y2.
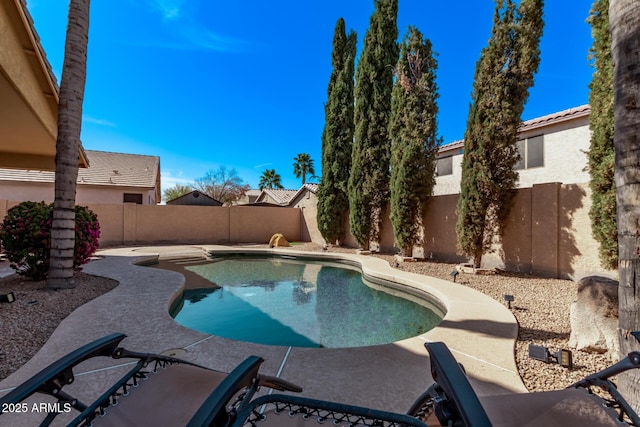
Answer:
27 0 594 193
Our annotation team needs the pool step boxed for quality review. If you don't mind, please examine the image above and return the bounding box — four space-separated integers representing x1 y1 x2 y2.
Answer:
159 253 212 264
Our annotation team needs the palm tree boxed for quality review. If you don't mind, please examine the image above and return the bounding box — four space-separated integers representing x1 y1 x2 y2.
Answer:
259 169 284 190
610 0 640 410
47 0 91 289
293 153 315 185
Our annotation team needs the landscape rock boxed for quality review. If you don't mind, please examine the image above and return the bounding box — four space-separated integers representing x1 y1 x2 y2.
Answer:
569 276 619 357
268 233 290 248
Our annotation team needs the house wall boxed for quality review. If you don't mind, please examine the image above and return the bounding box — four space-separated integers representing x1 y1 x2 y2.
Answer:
0 201 302 247
434 116 591 196
517 118 591 188
0 182 158 205
290 190 321 243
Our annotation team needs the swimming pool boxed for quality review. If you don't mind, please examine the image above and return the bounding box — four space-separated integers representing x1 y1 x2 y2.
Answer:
167 255 443 348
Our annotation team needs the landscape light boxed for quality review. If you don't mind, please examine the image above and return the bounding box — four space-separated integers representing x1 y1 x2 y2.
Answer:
504 294 514 309
450 270 459 282
0 292 15 303
528 344 573 369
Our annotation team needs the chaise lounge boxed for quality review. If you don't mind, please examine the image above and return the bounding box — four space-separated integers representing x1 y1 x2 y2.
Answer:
1 333 639 426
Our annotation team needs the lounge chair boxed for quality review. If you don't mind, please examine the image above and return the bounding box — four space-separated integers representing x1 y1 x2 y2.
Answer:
0 333 301 427
231 342 640 426
2 334 640 427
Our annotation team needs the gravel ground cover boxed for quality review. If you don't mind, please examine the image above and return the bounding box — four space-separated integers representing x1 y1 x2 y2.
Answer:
0 245 612 391
0 271 118 380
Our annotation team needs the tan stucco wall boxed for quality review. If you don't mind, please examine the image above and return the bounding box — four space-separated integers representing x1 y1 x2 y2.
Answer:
331 182 607 279
291 191 322 243
229 206 300 243
434 117 591 196
0 182 158 205
517 118 591 188
0 200 303 247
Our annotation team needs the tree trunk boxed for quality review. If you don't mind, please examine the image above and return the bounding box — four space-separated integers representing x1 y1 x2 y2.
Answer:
610 0 640 411
47 0 91 289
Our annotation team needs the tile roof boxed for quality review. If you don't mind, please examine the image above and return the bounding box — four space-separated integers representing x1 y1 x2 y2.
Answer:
438 105 591 155
256 188 299 205
302 183 319 193
0 150 159 188
518 104 590 132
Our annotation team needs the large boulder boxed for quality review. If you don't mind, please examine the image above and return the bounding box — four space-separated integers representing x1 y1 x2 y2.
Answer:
569 276 619 357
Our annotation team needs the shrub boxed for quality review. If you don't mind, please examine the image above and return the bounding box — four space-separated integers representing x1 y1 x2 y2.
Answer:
0 202 100 280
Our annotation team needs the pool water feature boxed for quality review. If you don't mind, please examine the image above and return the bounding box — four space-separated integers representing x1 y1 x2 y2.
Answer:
168 257 442 348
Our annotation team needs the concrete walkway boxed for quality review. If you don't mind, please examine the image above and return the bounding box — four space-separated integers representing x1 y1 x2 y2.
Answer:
0 245 525 426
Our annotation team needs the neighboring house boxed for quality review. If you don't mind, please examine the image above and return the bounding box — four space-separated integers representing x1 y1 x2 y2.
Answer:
254 189 299 206
236 189 262 205
434 104 591 195
0 150 161 205
0 0 88 170
288 183 319 207
166 190 222 206
288 183 320 242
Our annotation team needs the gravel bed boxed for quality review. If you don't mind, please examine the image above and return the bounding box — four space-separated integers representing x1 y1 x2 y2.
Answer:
0 245 612 392
0 270 118 381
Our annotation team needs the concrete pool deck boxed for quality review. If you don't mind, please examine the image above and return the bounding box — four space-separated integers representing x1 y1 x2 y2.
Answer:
0 245 526 426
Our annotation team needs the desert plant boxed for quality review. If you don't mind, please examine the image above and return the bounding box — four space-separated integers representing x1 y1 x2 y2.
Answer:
0 201 100 280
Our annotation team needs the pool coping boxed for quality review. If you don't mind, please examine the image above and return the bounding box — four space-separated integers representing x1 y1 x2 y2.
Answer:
0 244 526 425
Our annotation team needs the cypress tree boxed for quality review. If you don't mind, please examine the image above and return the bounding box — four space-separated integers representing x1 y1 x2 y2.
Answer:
455 0 543 267
389 27 439 257
587 0 617 269
348 0 399 250
317 19 357 245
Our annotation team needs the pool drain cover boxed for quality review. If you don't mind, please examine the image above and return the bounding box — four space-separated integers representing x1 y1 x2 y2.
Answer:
160 348 187 358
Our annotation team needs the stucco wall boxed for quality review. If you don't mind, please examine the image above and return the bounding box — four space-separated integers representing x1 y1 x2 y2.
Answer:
332 183 606 279
290 191 322 243
434 117 591 196
517 118 591 188
0 200 302 247
0 182 158 205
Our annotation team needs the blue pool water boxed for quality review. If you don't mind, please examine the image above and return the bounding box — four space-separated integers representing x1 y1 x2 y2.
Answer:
169 257 442 348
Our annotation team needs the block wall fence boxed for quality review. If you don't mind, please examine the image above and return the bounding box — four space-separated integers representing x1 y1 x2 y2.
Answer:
0 202 302 247
0 182 605 279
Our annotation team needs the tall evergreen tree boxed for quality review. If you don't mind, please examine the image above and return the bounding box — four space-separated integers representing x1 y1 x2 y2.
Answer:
455 0 543 267
587 0 617 270
348 0 399 250
389 27 439 257
317 19 356 245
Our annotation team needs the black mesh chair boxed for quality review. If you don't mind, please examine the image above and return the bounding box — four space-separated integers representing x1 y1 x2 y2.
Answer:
3 335 640 427
0 333 300 427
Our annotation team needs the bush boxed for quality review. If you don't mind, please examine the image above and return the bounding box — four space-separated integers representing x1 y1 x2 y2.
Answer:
0 202 100 280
